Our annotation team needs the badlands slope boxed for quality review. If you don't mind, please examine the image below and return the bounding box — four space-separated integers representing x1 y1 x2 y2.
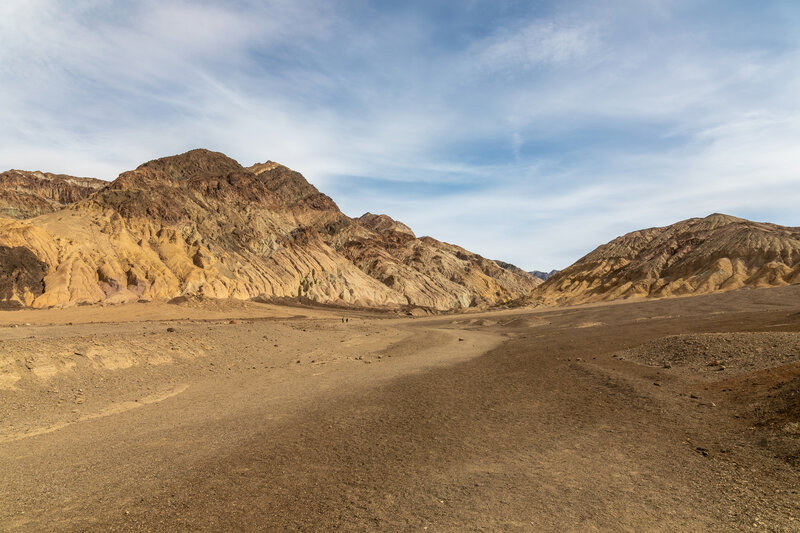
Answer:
0 149 539 310
532 213 800 305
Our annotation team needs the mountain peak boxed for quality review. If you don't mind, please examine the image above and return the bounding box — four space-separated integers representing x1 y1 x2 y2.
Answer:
136 149 243 181
246 161 338 212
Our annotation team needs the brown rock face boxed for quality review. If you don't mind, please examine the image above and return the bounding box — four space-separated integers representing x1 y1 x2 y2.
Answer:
0 170 106 219
532 214 800 305
0 149 538 310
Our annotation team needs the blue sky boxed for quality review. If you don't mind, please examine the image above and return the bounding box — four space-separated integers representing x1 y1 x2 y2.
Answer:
1 0 799 269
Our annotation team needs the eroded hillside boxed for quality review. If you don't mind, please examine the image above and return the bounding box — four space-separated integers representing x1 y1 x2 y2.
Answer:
531 214 800 305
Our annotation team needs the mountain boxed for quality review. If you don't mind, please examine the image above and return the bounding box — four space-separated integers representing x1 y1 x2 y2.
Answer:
0 170 106 219
529 269 558 281
0 149 539 310
530 213 800 305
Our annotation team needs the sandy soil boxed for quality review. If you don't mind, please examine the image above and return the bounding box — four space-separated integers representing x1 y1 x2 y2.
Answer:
1 286 800 531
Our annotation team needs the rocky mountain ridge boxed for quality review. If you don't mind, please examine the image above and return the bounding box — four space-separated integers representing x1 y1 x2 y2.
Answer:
0 170 105 219
0 149 540 310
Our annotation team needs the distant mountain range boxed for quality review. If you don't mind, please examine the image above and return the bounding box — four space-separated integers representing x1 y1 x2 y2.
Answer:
529 269 558 281
0 150 539 310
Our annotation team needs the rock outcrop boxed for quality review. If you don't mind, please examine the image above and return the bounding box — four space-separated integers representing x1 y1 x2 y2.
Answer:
0 170 105 219
356 213 415 237
0 149 540 310
531 214 800 305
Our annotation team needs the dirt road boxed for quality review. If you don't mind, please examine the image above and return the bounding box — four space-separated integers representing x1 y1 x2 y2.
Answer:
2 287 800 531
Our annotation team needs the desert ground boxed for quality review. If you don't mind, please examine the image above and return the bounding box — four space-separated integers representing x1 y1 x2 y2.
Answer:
1 287 799 531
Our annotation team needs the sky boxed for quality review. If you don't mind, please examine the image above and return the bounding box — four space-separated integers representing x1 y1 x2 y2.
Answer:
1 0 799 270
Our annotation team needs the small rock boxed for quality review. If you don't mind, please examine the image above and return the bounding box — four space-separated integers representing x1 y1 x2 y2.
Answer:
653 382 661 386
458 338 465 341
166 327 177 333
696 447 709 457
663 362 672 369
690 393 699 399
229 319 240 325
707 360 721 367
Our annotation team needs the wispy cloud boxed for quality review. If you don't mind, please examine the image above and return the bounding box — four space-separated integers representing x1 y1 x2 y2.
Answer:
472 20 598 73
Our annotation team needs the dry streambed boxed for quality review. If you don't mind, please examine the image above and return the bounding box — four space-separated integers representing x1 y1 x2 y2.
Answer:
0 317 413 443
